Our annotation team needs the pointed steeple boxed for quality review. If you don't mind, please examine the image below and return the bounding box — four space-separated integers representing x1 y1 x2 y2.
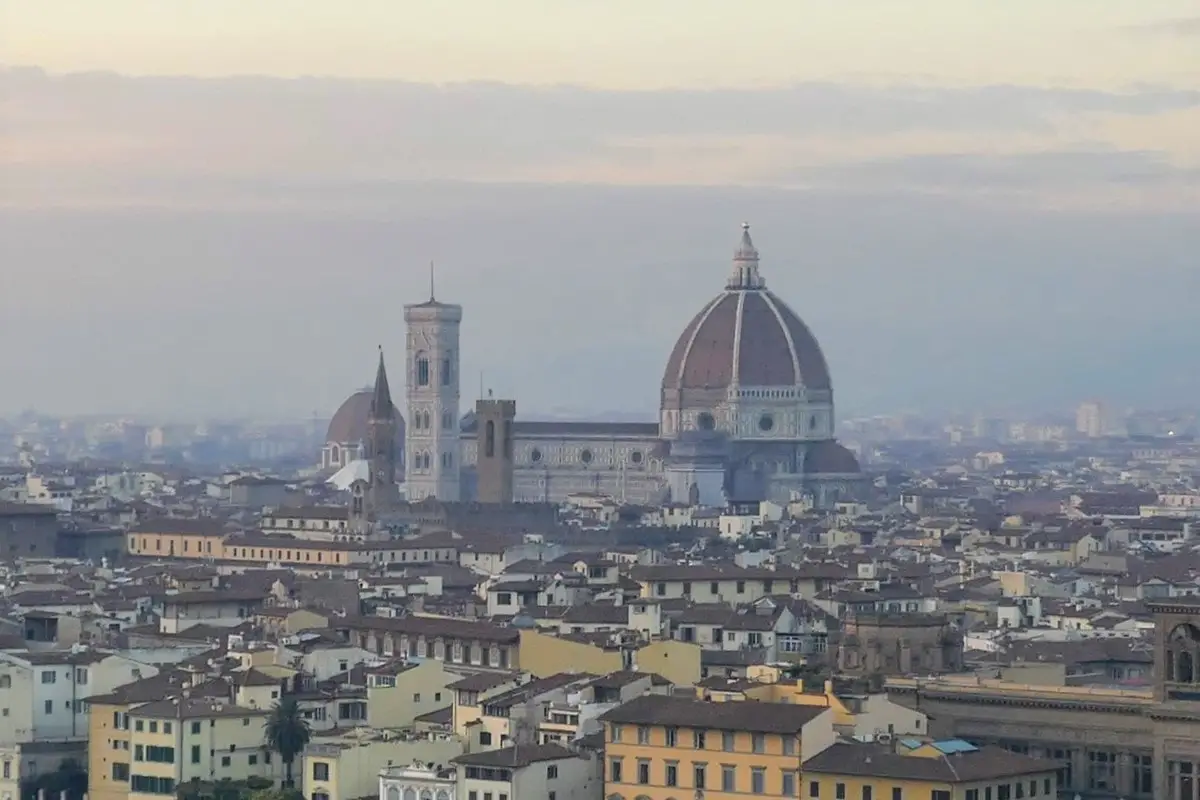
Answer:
727 222 764 289
370 346 394 420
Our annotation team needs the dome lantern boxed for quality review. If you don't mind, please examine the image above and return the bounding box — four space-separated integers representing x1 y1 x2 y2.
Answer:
727 222 764 290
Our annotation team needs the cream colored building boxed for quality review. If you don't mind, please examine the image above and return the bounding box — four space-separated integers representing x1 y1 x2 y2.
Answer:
123 698 279 800
302 730 461 800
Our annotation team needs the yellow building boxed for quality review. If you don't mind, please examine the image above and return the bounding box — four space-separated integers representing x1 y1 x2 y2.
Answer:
517 629 701 686
600 694 835 800
801 740 1060 800
127 519 227 560
91 687 280 800
88 675 233 800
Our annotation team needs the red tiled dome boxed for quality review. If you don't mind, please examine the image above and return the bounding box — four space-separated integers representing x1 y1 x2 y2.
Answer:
662 225 832 394
662 289 832 392
326 390 405 447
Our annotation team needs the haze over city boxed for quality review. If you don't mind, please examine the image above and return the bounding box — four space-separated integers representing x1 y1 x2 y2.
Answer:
3 1 1199 420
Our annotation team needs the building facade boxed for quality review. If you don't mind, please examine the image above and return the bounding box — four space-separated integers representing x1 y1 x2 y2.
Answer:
886 597 1200 799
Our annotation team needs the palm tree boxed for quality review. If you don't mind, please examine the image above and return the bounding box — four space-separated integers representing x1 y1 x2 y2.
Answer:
264 698 311 788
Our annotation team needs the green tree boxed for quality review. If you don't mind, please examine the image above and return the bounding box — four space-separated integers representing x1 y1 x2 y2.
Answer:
249 789 304 800
263 698 311 788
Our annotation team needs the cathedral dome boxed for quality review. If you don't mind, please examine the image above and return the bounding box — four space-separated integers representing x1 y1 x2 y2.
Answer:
804 440 861 474
661 225 831 393
326 389 405 448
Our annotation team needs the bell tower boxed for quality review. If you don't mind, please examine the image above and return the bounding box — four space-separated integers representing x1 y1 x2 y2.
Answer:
475 396 516 504
404 279 462 502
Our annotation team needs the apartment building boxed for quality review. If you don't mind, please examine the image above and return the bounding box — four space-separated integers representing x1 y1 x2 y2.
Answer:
600 694 836 800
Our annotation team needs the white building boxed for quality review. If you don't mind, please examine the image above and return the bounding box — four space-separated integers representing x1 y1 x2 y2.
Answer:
452 744 600 800
379 762 455 800
0 650 158 744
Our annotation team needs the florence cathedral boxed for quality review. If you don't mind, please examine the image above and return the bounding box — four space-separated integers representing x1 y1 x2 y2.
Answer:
321 225 864 509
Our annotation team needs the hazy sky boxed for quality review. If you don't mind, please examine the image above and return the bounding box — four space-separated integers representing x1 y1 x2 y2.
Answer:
2 2 1199 421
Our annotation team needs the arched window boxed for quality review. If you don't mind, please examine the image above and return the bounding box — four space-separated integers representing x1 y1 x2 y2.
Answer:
441 353 453 386
442 452 453 468
416 355 430 386
1168 624 1200 683
442 410 453 430
485 420 496 458
386 788 400 800
403 789 416 800
435 792 449 800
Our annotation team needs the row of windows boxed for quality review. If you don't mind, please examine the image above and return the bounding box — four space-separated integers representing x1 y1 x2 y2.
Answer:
382 788 452 800
609 758 795 794
412 410 455 431
410 451 453 471
414 354 454 387
130 775 175 795
365 634 512 669
809 779 1054 799
611 725 794 755
653 578 801 596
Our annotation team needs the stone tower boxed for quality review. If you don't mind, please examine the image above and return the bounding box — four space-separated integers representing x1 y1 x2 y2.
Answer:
404 288 462 502
367 347 399 509
475 396 516 505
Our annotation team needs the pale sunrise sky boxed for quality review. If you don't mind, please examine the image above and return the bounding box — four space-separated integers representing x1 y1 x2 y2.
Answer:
3 1 1200 419
6 0 1200 89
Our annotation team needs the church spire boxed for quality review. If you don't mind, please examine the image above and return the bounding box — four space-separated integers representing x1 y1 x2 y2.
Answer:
370 346 394 420
727 222 764 290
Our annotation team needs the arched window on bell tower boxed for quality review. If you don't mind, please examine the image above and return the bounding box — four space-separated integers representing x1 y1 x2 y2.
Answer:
416 354 430 386
485 420 496 458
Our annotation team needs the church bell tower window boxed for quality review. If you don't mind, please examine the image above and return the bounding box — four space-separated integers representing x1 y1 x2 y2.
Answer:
485 420 496 458
442 352 453 385
416 357 430 386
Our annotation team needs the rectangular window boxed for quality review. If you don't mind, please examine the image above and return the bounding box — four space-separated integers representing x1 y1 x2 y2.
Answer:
722 765 736 792
441 357 452 386
163 722 172 734
610 724 622 743
191 746 200 764
40 671 56 684
637 725 650 745
896 788 906 800
666 726 678 746
781 771 796 797
149 721 158 733
44 700 52 714
693 730 706 749
111 763 129 781
722 731 735 751
609 759 622 783
783 736 797 755
837 784 846 800
665 762 678 787
417 358 430 386
965 791 977 800
752 767 766 793
752 732 766 753
312 762 330 781
810 782 821 799
191 721 201 735
861 786 872 800
931 792 951 800
637 760 650 785
693 764 706 790
546 764 557 780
